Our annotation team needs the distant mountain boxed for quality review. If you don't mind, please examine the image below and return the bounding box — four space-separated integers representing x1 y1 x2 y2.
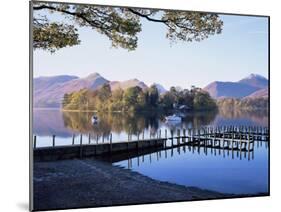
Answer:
110 79 148 91
244 88 268 99
58 73 109 91
34 73 150 108
204 73 268 99
34 73 109 108
152 83 167 94
204 81 260 99
238 74 268 89
34 75 78 92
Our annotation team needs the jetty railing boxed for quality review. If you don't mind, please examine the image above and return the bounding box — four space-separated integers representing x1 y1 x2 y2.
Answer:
33 125 269 161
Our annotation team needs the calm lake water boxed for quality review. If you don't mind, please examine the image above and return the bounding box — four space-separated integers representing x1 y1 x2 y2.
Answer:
33 108 269 195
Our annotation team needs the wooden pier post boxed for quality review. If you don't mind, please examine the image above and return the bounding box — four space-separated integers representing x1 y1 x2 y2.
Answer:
52 135 56 147
177 129 180 145
102 134 105 143
33 135 36 149
248 133 251 151
110 133 112 153
192 129 195 142
142 131 145 140
165 129 167 139
72 134 75 145
187 129 190 142
127 136 130 151
171 130 174 147
239 133 242 159
79 134 83 158
183 129 186 143
88 133 91 144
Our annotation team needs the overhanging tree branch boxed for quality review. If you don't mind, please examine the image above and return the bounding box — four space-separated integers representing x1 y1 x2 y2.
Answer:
32 3 223 52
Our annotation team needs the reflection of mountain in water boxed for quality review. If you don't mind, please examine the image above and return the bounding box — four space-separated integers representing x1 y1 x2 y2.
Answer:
214 108 268 127
33 109 73 137
33 108 267 137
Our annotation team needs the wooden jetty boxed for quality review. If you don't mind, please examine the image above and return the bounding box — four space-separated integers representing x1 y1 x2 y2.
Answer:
33 125 269 162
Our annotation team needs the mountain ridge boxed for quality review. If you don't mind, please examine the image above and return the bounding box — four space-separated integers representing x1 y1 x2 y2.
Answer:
204 73 268 99
34 72 268 107
33 73 156 108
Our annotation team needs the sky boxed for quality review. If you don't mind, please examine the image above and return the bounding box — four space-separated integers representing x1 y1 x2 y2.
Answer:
33 6 269 89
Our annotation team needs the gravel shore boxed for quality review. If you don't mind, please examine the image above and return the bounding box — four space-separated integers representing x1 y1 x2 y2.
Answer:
33 159 228 211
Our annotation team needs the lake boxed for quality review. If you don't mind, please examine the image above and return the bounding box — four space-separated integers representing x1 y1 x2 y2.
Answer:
33 108 269 195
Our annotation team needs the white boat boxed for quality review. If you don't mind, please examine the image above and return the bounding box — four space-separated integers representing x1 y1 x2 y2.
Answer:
91 115 99 124
165 114 182 122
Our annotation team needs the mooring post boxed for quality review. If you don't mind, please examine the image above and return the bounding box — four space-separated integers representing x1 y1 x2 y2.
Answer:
177 129 180 145
72 134 75 145
88 133 91 144
159 129 161 139
183 129 186 143
165 129 167 139
142 131 144 140
239 133 242 153
127 135 130 150
192 128 195 142
171 130 174 147
33 135 36 149
52 135 56 147
102 134 105 143
79 134 83 158
248 132 252 150
188 128 191 142
137 132 140 141
96 134 99 144
222 132 225 149
110 133 112 153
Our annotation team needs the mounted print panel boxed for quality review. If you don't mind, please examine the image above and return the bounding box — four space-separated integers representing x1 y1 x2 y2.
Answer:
30 1 269 211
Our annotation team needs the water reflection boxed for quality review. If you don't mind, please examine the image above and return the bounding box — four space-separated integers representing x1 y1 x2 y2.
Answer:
216 108 268 127
33 108 268 145
33 108 269 195
113 140 268 195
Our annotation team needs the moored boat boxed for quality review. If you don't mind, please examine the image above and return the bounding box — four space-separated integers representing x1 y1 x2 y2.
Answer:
165 114 182 122
91 115 99 124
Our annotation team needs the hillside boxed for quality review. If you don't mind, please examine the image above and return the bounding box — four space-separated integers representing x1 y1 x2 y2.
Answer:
34 73 153 108
244 88 268 99
110 79 148 91
34 73 109 108
204 74 268 99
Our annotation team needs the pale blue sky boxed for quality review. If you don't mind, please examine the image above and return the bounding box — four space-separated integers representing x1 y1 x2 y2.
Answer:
33 8 268 89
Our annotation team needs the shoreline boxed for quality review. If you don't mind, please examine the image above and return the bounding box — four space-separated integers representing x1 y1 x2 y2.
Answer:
33 158 229 211
33 107 218 113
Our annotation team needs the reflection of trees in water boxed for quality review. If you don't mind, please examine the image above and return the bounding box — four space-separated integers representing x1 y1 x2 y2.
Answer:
62 112 93 133
218 107 268 126
183 110 218 128
62 111 161 136
62 110 217 136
